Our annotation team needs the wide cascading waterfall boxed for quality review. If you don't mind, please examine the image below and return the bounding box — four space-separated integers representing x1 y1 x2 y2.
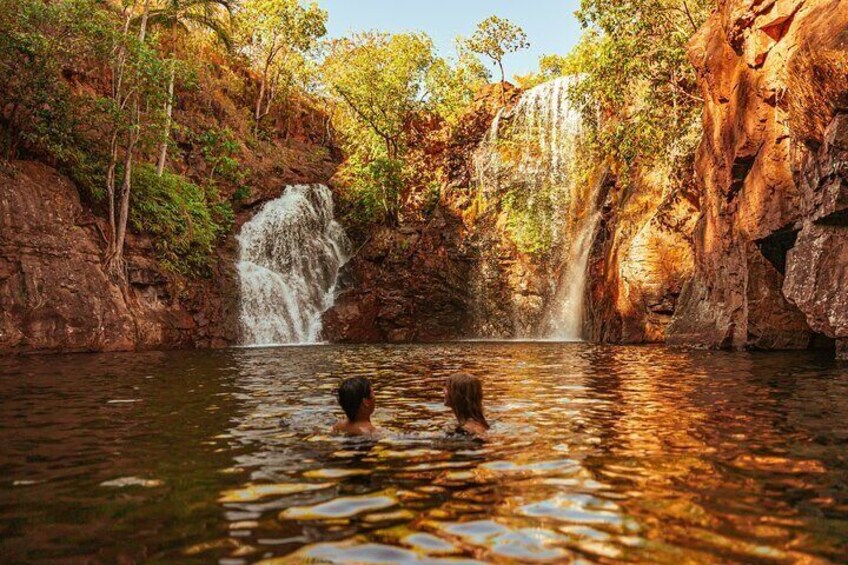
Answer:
237 184 350 346
475 76 598 340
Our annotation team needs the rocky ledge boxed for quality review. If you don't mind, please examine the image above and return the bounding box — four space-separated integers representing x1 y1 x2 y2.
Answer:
0 161 240 353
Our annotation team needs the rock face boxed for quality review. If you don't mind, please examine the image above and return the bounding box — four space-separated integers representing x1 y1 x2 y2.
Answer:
0 161 239 353
324 85 554 342
668 0 848 356
587 171 699 344
325 83 699 345
323 211 477 342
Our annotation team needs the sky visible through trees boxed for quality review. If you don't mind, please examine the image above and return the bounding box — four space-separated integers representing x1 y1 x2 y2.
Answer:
316 0 582 78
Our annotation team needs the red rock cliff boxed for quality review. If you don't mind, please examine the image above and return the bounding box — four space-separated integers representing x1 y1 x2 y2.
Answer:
0 161 238 352
668 0 848 357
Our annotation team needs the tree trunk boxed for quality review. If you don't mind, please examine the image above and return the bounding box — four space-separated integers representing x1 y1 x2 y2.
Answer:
106 131 120 237
106 123 137 279
138 0 150 42
105 4 134 244
116 137 135 254
254 72 267 133
105 0 149 279
498 59 506 104
156 60 176 176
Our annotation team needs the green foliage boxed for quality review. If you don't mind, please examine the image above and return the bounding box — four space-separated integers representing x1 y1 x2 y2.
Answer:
0 0 114 160
466 16 529 83
236 0 327 128
426 42 491 125
563 0 710 181
323 31 487 223
322 32 436 160
236 0 325 54
130 164 233 276
198 127 244 185
147 0 234 49
502 190 559 255
338 154 406 225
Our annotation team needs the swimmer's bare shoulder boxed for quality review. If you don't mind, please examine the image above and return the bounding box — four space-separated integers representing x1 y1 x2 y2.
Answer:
332 420 380 437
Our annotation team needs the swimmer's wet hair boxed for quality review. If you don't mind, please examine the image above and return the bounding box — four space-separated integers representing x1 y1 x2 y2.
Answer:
446 373 489 429
337 376 372 422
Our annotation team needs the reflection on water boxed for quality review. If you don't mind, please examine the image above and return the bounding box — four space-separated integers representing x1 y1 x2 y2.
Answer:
1 344 847 564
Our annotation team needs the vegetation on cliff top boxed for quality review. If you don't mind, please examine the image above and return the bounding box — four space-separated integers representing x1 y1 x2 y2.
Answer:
480 0 711 256
321 31 489 226
563 0 710 183
1 0 332 277
1 0 712 271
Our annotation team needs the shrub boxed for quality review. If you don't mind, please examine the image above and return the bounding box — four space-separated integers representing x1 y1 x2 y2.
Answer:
130 164 233 276
338 155 405 225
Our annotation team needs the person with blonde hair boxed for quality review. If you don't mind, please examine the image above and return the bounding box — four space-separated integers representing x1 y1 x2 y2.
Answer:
444 373 490 437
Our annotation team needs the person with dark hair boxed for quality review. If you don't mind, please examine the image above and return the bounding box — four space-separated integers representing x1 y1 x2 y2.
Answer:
331 376 378 436
444 373 490 437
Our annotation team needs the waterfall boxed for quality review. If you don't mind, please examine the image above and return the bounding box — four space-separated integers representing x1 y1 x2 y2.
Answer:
475 76 598 341
540 188 602 340
237 184 350 346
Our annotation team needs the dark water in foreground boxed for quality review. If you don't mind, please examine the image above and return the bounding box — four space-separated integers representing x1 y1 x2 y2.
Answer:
1 344 847 564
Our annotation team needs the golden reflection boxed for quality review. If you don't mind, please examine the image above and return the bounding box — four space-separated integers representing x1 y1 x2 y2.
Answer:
10 345 834 563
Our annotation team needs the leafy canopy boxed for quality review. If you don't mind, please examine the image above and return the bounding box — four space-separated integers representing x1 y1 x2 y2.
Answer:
322 31 489 224
563 0 711 173
236 0 326 56
466 16 529 82
322 32 435 159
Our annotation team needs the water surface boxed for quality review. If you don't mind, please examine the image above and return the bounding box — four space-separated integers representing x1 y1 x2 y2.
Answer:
1 344 847 564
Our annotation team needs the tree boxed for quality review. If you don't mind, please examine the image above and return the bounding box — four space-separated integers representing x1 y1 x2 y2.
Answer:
426 41 490 125
322 32 444 224
105 0 162 278
235 0 326 133
466 16 529 89
563 0 711 174
322 32 436 161
146 0 233 175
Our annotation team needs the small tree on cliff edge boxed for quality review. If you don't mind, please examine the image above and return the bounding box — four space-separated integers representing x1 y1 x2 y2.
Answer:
466 16 528 99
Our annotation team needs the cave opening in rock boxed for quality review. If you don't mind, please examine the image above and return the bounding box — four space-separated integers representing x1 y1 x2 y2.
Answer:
755 226 800 275
815 208 848 227
809 332 836 351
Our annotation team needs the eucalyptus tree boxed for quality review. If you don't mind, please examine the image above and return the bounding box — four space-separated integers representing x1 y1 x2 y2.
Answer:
105 0 164 277
146 0 233 175
322 32 442 161
322 32 462 223
466 16 529 90
235 0 327 133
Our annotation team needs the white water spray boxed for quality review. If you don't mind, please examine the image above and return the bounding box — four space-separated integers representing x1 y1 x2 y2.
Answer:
475 76 598 341
237 185 350 346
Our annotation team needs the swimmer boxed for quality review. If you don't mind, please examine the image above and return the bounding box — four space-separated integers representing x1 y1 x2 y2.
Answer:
332 376 379 436
444 373 490 437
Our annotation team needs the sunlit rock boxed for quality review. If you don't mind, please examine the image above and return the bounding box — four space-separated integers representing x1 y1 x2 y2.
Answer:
668 0 848 355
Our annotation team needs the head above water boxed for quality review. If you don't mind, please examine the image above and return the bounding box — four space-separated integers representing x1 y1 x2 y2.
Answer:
444 373 489 429
337 376 375 422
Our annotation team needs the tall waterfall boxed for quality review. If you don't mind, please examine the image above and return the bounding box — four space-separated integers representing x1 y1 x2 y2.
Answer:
237 185 350 346
475 76 599 341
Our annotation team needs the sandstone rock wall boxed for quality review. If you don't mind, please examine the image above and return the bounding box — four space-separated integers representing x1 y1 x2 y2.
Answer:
325 83 699 345
0 161 239 353
323 85 557 342
587 169 699 344
668 0 848 356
